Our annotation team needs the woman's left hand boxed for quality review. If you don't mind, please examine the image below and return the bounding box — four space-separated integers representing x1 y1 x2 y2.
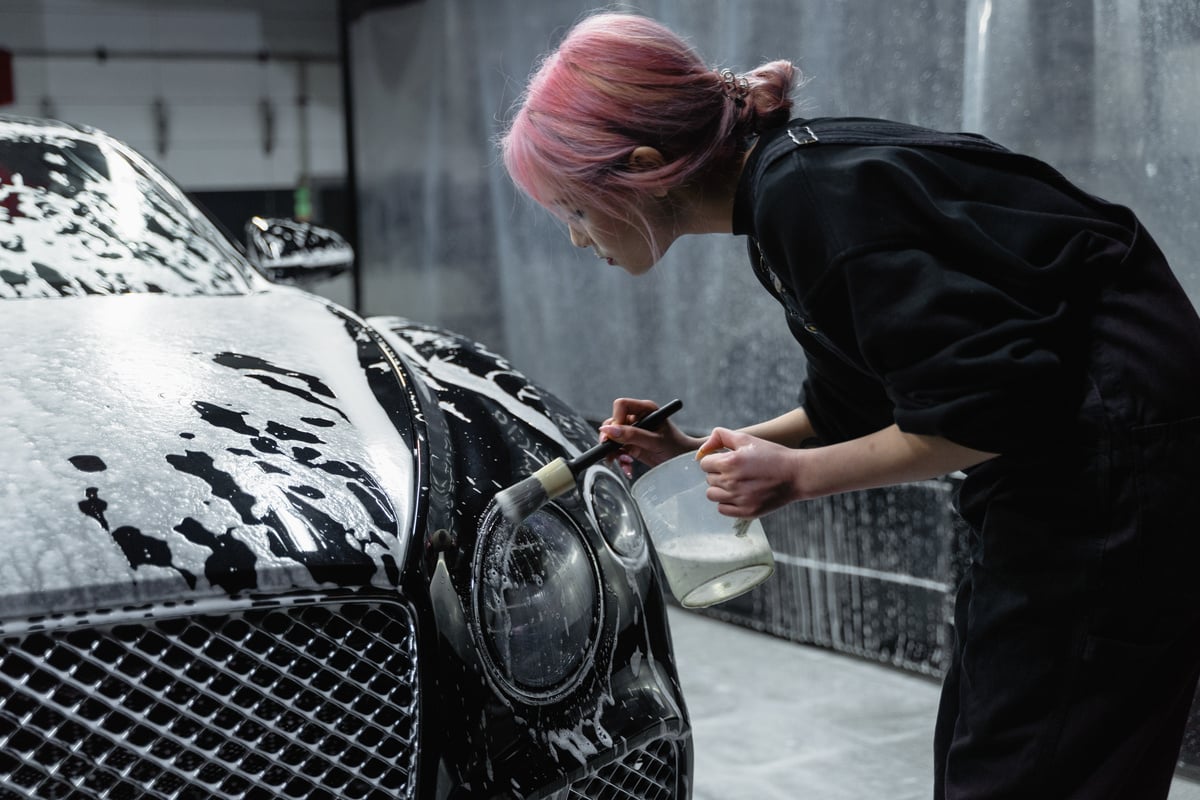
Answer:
599 397 705 475
695 428 803 519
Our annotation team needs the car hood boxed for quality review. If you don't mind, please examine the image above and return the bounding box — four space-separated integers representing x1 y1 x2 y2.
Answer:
0 289 416 624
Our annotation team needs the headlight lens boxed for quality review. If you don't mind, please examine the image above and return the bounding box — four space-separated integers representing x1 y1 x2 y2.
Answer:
473 505 600 698
586 469 646 559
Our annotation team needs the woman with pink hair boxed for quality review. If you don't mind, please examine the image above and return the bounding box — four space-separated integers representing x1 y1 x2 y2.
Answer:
502 12 1200 799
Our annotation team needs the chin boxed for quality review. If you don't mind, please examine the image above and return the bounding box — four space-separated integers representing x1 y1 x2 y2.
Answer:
623 251 665 276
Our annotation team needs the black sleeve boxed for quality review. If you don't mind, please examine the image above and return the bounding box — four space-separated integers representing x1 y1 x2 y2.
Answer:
798 341 896 445
838 246 1088 454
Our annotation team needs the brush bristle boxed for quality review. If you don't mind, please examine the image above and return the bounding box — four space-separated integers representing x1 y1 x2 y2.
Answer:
495 457 575 524
495 474 550 525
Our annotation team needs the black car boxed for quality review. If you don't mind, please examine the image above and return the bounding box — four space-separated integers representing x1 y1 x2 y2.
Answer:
0 113 692 799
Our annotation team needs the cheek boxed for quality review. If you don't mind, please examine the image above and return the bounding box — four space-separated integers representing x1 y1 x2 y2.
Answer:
586 218 617 242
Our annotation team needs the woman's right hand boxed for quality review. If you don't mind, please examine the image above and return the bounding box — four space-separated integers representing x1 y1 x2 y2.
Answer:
599 397 705 474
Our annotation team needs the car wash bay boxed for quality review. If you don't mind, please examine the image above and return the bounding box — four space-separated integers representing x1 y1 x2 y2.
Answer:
6 1 1200 796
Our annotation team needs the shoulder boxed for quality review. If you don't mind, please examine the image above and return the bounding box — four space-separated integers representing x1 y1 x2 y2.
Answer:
747 120 929 261
751 117 962 201
746 129 831 266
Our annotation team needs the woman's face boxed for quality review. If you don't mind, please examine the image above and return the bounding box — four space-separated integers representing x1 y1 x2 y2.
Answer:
565 200 672 276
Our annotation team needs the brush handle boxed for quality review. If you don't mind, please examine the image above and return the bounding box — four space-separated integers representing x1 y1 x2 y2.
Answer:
567 398 684 474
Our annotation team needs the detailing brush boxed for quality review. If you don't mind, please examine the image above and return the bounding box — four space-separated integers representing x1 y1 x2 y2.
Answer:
494 398 683 524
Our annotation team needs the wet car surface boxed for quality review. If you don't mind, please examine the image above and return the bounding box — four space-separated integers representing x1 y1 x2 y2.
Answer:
0 114 692 800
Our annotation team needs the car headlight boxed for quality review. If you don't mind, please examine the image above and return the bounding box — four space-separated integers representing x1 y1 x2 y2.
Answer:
472 504 601 700
584 469 647 559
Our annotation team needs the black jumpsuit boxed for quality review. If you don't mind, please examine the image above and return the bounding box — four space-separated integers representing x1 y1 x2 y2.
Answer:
732 117 1200 799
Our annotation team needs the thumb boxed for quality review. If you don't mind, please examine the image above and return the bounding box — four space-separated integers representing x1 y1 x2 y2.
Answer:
696 427 743 459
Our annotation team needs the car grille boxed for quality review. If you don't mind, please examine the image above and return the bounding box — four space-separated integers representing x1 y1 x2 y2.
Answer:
564 737 679 800
0 599 419 800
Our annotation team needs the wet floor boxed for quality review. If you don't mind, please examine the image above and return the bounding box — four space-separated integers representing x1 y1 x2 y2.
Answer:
667 608 1200 800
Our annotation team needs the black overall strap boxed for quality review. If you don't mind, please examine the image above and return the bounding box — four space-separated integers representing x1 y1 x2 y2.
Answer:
780 116 1012 153
744 118 1017 377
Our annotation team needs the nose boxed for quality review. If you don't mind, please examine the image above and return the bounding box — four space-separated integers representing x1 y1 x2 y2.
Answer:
568 225 591 248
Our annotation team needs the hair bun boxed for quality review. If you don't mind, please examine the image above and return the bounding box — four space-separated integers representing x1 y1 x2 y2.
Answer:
741 59 798 132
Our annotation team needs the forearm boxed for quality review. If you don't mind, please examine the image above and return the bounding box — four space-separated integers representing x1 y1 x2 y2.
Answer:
796 424 996 500
697 422 998 518
738 407 816 449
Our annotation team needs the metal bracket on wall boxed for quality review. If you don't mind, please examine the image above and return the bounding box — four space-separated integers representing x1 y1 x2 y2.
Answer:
152 97 169 157
259 98 276 156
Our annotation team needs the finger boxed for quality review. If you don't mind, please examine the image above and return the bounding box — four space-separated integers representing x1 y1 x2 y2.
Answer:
601 398 652 442
704 472 737 494
716 503 754 520
705 485 732 504
704 489 751 515
706 488 744 516
610 397 655 427
618 453 634 478
599 424 629 445
696 426 738 459
600 421 663 449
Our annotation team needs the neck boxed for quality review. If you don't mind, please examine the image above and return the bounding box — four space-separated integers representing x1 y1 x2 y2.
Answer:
671 144 756 236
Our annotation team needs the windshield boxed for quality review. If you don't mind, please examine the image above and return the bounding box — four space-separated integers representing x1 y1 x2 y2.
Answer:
0 119 255 299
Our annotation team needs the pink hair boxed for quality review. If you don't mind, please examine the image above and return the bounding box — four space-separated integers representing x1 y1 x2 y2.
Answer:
500 13 796 253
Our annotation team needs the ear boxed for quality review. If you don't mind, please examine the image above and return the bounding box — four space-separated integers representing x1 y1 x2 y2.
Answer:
629 146 668 197
629 145 665 171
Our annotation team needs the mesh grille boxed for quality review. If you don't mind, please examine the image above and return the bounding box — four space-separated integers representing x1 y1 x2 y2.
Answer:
0 600 419 800
565 738 678 800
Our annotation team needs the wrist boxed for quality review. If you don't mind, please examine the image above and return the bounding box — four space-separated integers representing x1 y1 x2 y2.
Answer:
789 446 830 502
788 448 809 501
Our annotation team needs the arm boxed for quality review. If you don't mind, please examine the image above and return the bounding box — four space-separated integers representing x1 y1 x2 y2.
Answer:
697 424 996 518
731 407 816 449
600 400 818 468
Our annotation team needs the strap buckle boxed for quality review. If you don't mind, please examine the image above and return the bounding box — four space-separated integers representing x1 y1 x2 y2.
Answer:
787 125 819 146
